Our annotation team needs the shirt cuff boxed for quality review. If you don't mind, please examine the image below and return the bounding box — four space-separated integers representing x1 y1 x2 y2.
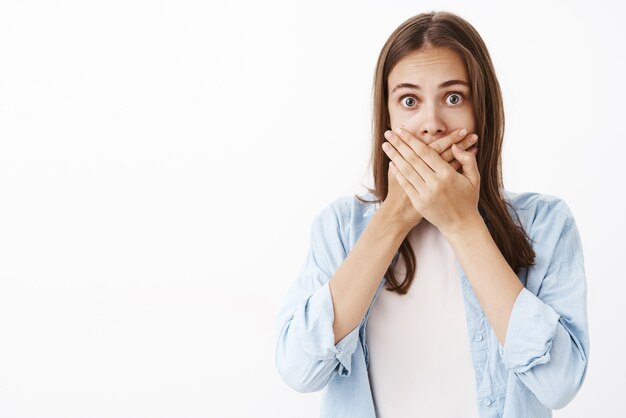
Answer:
499 287 561 373
295 281 362 377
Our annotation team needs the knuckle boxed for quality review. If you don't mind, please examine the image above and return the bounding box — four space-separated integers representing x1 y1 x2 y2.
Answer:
429 143 442 154
406 137 417 151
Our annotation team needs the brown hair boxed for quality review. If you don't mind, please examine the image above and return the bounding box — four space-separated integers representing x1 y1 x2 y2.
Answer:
355 10 535 294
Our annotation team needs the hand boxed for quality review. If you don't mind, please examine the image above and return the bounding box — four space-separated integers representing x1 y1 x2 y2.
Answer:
431 131 479 173
381 128 479 232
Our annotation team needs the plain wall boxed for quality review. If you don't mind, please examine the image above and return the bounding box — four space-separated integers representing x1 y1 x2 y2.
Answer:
0 0 623 416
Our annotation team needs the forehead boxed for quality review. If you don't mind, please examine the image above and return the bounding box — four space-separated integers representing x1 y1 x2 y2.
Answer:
388 47 468 86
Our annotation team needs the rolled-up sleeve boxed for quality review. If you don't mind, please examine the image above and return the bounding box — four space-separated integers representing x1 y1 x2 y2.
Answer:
498 205 590 410
275 200 362 393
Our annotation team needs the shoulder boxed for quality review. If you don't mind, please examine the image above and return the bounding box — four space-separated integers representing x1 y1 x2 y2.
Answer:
312 192 380 226
308 192 379 247
503 189 577 239
504 189 573 217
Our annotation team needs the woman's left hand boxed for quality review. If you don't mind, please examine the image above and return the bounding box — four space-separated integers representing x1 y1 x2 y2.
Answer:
382 126 482 237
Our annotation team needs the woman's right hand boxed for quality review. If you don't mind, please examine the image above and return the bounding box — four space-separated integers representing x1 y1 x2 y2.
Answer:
381 129 479 232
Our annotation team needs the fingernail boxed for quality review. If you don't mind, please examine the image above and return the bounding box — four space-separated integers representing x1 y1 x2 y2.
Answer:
469 134 478 143
459 128 467 137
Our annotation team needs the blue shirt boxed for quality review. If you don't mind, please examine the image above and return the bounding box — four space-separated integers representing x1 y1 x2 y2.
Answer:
275 190 590 418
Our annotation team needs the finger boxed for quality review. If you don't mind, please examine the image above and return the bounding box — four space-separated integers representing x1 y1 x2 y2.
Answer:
451 143 480 184
394 127 456 177
382 141 426 194
389 161 398 177
428 128 472 155
439 133 478 163
451 145 478 171
385 129 437 184
390 161 421 199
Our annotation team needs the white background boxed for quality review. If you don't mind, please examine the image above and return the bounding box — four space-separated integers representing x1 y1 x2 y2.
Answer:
0 0 623 417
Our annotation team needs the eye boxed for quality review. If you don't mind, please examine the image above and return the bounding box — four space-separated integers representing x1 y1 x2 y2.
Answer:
399 95 418 109
445 92 464 105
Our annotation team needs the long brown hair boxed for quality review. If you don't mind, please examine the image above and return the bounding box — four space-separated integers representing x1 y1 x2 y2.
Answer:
355 11 535 294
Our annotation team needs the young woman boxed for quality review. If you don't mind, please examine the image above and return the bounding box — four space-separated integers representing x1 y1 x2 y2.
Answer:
275 11 589 418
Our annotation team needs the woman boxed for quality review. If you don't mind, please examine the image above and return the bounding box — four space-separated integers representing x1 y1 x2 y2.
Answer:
275 11 589 418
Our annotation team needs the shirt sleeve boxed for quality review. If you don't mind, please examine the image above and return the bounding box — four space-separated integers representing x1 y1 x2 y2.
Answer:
275 200 363 393
498 200 590 410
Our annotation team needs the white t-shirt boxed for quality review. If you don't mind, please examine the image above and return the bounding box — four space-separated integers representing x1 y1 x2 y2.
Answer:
365 219 481 418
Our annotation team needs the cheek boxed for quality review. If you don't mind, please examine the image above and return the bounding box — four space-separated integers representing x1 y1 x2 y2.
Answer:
455 108 476 132
387 107 401 128
387 103 398 118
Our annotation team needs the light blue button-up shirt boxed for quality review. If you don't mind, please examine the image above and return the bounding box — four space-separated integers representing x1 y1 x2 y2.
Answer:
275 190 590 418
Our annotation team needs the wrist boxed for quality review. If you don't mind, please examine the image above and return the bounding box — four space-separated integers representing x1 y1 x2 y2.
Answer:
376 202 415 237
441 210 485 241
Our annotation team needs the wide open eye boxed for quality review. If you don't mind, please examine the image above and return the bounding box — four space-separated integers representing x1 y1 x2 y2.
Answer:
400 95 418 109
445 92 464 105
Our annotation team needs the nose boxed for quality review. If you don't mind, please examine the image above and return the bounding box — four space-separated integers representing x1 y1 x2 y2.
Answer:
403 104 446 145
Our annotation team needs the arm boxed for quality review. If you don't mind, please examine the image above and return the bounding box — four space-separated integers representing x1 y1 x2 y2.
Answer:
443 213 524 349
443 200 589 410
275 200 407 393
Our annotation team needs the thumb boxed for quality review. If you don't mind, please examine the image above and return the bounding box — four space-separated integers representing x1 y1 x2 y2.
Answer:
452 143 479 183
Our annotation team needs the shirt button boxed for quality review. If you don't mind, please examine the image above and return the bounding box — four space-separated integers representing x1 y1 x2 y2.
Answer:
483 399 492 406
475 334 483 342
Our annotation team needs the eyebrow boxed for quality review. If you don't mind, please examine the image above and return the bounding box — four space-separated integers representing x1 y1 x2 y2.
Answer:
391 80 470 94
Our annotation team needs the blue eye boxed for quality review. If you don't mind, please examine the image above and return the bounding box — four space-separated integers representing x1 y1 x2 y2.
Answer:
445 92 464 105
400 95 418 108
398 92 465 110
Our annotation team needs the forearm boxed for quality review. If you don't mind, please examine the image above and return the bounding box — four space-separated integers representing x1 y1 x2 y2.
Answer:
442 213 524 347
329 205 410 345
